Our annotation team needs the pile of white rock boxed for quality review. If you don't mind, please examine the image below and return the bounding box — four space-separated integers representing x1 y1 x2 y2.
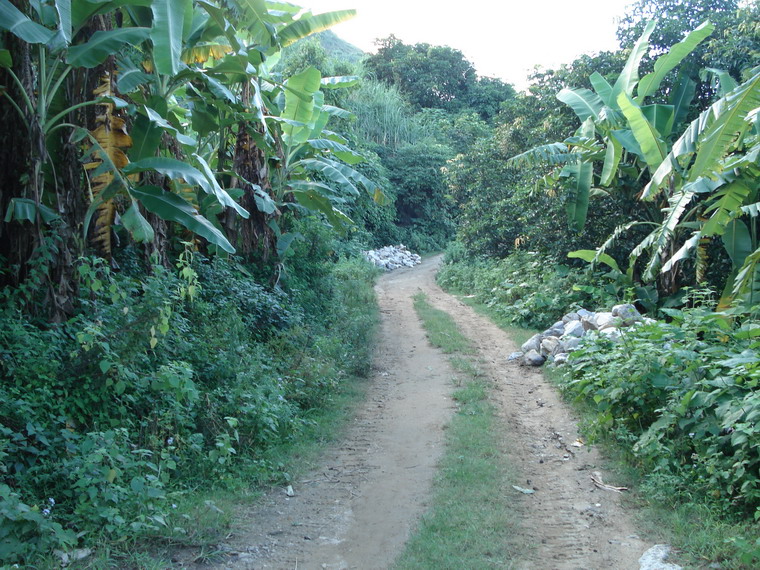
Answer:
510 304 656 367
363 244 422 271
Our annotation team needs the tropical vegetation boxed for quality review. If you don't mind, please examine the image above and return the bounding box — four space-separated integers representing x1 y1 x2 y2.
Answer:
2 0 759 565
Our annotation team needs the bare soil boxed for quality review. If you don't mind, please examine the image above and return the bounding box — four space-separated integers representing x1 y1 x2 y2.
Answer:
190 256 650 569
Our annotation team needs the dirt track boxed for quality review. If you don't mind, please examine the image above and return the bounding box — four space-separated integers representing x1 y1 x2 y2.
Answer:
201 255 650 569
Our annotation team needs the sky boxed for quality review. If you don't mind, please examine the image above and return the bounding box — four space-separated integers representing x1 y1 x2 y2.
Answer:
299 0 634 90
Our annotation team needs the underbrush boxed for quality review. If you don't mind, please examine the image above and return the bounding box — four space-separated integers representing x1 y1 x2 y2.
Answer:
438 249 760 567
559 303 760 567
436 244 616 330
0 233 379 565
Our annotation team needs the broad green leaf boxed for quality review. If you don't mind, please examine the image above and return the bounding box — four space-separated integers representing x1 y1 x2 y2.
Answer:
321 104 354 119
701 181 752 237
276 232 300 258
151 0 190 76
192 153 250 218
129 185 235 253
0 0 54 44
561 160 592 232
121 201 155 243
661 232 700 274
600 136 622 186
669 72 696 129
506 142 570 169
732 247 760 299
641 104 675 138
320 75 360 89
299 158 358 196
610 129 643 158
282 67 322 145
4 197 59 224
307 138 363 165
117 66 154 93
567 249 621 273
611 20 655 106
68 28 151 68
590 72 613 107
617 92 666 171
557 87 603 122
253 188 277 214
124 156 249 219
292 188 352 228
722 219 753 267
637 21 714 101
689 69 760 182
278 10 356 47
55 0 71 45
236 0 272 46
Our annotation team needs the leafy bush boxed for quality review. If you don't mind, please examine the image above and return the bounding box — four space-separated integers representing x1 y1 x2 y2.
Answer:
0 239 378 564
437 248 617 329
562 303 760 519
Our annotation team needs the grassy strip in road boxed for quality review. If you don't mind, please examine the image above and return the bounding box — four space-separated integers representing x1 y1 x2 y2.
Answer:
393 293 522 569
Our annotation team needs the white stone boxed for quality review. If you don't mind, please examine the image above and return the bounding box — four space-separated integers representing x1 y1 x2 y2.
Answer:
638 544 682 570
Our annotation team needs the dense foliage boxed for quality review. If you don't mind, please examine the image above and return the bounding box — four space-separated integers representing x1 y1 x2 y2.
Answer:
0 228 379 564
438 1 760 562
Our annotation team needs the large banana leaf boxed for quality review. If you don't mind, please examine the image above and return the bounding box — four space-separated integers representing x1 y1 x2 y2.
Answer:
121 200 155 243
617 93 666 172
642 104 675 138
151 0 192 76
506 142 570 168
701 181 752 237
123 156 249 218
68 28 151 68
590 72 614 107
688 69 760 182
557 87 603 122
307 138 364 165
669 72 697 130
130 185 235 253
321 76 360 90
600 136 622 187
611 20 655 106
278 10 356 47
702 67 739 97
55 0 71 44
640 185 698 280
282 67 322 146
0 0 54 44
723 219 753 269
299 158 359 196
636 21 714 102
561 161 593 232
236 0 272 47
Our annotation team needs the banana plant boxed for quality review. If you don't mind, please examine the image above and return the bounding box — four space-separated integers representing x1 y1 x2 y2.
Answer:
0 0 151 227
637 67 760 310
508 20 715 233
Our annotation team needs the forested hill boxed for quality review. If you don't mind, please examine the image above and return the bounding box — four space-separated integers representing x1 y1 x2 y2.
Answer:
317 30 365 62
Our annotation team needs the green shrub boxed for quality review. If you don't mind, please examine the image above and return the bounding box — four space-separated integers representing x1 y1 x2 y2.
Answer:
1 238 379 563
562 304 760 518
438 248 617 329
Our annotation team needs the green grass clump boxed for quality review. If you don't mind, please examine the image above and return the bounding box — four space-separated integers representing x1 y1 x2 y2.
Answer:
394 294 522 568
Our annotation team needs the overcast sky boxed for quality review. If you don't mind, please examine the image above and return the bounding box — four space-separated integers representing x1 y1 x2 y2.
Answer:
299 0 634 90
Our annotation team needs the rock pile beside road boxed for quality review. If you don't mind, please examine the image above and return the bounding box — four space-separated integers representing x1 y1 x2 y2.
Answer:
510 304 655 367
363 245 422 271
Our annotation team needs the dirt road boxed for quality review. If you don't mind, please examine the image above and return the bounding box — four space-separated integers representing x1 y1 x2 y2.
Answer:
204 255 650 569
